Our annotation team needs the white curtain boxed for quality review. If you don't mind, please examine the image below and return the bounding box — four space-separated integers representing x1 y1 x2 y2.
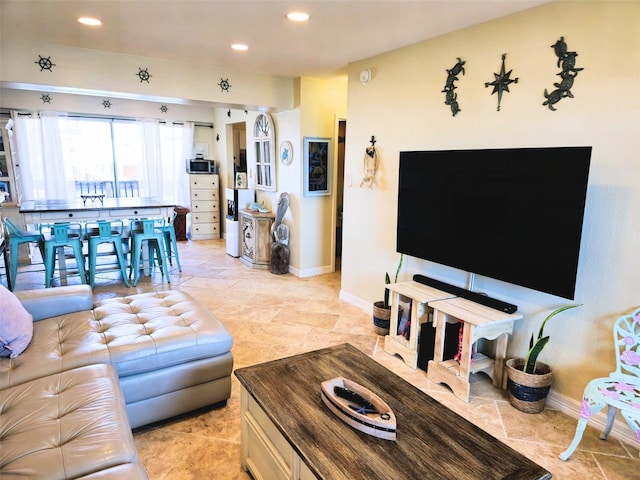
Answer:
13 112 194 205
159 121 193 208
13 111 72 201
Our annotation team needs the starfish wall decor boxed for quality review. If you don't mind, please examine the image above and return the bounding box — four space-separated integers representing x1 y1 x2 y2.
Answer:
485 53 518 111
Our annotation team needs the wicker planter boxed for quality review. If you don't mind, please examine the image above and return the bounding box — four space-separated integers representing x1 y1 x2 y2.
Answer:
372 301 391 335
505 358 553 414
372 301 405 336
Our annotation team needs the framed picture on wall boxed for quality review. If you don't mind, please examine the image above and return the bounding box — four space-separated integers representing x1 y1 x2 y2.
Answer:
303 137 332 197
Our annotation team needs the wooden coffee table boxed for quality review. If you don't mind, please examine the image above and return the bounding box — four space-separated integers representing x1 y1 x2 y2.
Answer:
235 343 551 480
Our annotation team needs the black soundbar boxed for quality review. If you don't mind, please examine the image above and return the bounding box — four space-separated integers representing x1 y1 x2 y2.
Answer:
412 274 518 314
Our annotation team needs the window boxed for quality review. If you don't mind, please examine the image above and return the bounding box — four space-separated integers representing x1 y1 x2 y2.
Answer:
12 112 193 207
253 113 276 191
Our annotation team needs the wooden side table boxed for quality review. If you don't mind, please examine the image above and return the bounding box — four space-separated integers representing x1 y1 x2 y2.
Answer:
427 297 522 402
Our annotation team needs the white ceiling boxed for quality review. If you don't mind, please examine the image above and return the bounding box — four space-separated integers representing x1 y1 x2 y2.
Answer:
1 0 548 79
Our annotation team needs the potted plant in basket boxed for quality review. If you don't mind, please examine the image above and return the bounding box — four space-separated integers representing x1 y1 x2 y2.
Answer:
372 255 404 335
505 304 580 413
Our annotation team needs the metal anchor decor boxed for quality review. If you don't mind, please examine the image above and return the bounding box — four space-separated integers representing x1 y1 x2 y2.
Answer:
442 57 465 116
485 53 518 111
543 37 583 111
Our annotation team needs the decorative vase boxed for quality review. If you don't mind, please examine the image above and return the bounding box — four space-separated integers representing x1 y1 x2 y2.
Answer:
505 358 553 414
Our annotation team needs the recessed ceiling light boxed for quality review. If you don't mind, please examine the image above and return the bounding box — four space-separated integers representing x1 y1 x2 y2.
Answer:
286 11 309 22
78 17 102 26
231 44 249 51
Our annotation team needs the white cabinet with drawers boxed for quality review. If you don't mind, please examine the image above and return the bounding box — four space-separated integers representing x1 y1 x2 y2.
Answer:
189 174 220 240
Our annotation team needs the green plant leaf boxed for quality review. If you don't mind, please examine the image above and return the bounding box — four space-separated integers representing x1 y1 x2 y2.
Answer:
525 336 549 374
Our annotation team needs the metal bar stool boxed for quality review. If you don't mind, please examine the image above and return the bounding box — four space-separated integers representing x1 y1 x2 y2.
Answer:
157 213 182 272
3 218 44 291
86 220 130 287
129 218 170 287
40 222 87 288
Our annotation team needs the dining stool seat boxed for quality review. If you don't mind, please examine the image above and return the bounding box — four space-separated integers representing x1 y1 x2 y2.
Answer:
40 222 87 288
86 220 130 287
129 218 171 287
157 213 182 272
3 218 44 291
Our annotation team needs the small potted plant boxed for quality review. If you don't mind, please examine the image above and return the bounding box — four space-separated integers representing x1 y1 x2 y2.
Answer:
372 255 404 335
505 304 580 413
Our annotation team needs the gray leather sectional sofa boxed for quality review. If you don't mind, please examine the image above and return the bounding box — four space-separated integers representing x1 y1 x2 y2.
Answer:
0 285 234 479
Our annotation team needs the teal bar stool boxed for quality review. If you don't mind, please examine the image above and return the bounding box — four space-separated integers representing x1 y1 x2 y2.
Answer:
3 218 44 291
157 213 182 272
40 222 87 288
129 218 171 287
86 220 130 287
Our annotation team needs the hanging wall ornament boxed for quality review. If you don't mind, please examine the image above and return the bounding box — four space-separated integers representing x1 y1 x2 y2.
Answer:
485 53 518 111
102 99 112 109
136 67 152 83
543 37 583 111
35 55 56 72
218 78 231 92
160 105 168 113
360 136 380 189
442 57 465 116
40 94 52 104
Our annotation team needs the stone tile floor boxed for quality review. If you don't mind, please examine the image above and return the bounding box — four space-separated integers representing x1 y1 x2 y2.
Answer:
7 238 639 479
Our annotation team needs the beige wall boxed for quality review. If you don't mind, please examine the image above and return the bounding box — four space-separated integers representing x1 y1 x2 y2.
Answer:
340 1 640 409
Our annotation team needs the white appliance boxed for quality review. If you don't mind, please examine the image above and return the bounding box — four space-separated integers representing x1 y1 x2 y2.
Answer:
225 188 254 257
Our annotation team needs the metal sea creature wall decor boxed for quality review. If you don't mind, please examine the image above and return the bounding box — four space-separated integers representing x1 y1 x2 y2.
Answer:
485 53 518 111
442 57 465 116
543 37 583 111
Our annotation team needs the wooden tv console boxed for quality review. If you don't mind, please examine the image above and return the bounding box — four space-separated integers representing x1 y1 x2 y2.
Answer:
384 281 522 402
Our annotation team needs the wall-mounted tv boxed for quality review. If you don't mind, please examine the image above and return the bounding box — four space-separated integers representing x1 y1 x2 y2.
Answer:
397 147 592 300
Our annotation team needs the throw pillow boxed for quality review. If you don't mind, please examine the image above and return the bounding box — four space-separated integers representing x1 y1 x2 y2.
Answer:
0 284 33 358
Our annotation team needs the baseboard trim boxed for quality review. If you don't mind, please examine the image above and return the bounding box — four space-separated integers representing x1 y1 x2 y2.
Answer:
547 389 637 447
297 265 333 278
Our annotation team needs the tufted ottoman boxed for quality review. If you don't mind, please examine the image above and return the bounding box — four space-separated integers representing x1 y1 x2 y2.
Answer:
1 287 234 429
0 363 147 479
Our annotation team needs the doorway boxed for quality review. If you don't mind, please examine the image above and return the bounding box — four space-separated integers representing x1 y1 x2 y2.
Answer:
335 119 346 271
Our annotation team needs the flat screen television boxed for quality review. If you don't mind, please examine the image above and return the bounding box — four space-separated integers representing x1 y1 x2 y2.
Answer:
397 147 592 300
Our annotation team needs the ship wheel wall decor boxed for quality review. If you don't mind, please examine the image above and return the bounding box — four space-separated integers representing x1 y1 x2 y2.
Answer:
543 36 584 111
442 57 465 116
35 55 55 72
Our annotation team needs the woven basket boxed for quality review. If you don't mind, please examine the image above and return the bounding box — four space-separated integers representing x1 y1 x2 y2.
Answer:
372 301 391 335
505 358 553 414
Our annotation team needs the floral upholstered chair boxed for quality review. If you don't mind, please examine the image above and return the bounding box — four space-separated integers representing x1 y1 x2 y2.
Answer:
559 308 640 460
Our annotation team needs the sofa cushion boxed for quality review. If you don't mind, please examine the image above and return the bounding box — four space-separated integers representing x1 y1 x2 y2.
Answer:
0 284 33 358
0 364 146 479
0 290 232 389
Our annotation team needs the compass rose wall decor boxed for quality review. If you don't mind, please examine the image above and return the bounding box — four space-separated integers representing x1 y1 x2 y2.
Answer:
485 53 519 111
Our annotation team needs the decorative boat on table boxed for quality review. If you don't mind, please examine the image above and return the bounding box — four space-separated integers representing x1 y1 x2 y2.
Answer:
320 377 396 441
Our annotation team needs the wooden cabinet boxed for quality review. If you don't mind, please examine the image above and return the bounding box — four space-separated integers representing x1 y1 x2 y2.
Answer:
189 174 220 240
240 388 318 480
239 209 274 269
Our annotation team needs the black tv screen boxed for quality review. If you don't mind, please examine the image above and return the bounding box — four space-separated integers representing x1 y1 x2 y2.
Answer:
397 147 591 300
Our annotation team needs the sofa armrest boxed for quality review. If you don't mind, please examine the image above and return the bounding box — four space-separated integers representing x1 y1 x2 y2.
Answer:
14 285 94 321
